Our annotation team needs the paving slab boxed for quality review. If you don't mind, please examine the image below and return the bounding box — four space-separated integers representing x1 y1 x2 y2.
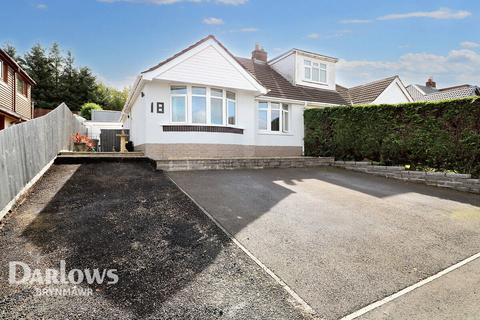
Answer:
169 167 480 320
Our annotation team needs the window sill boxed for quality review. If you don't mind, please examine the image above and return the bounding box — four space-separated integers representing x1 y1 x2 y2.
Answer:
303 80 328 86
257 131 293 136
162 124 244 135
17 93 29 101
163 123 245 130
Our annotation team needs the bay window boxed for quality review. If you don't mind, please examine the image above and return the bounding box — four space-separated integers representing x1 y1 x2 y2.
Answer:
171 86 187 123
304 59 327 83
258 101 290 133
169 85 237 126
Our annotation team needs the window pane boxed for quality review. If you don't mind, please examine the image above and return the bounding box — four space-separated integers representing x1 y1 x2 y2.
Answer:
304 60 311 66
227 100 236 125
17 78 25 95
304 67 311 80
320 69 327 83
192 96 206 123
192 86 206 95
259 101 268 110
258 109 267 130
226 91 236 100
172 96 186 122
282 104 289 132
271 103 280 110
171 86 187 94
320 63 327 70
211 88 223 97
313 62 319 67
271 109 280 131
211 98 223 125
312 68 319 82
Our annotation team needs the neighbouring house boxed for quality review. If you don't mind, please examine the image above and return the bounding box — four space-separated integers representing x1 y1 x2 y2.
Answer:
337 76 413 105
121 35 411 159
0 49 35 130
407 78 480 102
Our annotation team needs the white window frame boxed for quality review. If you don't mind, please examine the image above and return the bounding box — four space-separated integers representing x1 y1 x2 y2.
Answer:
0 60 4 85
304 59 327 84
169 85 238 127
191 86 207 124
281 104 289 133
210 88 224 125
226 91 237 126
170 85 188 123
257 101 290 134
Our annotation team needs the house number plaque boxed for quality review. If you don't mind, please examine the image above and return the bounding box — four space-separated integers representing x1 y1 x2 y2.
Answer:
151 102 164 114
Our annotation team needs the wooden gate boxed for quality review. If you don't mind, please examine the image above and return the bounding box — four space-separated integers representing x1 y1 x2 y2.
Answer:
99 129 129 152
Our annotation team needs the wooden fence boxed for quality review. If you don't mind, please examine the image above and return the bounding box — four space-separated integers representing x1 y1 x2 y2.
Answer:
0 103 86 214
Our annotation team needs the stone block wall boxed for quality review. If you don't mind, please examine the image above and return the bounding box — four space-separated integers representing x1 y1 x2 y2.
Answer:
333 161 479 194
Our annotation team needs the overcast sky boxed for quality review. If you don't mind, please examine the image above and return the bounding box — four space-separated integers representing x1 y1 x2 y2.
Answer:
2 0 479 89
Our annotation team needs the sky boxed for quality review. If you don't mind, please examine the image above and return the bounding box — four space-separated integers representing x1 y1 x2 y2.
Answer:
1 0 479 89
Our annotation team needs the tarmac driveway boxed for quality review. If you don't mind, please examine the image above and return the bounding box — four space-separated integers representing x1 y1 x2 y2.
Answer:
169 167 480 320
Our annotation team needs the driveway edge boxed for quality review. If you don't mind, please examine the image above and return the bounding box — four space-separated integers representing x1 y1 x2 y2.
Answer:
167 174 320 320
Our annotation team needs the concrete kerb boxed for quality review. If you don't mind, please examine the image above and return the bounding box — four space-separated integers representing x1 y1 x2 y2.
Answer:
167 174 321 320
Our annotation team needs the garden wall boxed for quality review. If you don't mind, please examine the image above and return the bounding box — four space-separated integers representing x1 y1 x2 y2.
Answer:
304 98 480 178
0 103 86 215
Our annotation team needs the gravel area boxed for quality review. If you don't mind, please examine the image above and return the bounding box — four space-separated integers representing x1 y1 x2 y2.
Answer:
0 162 308 320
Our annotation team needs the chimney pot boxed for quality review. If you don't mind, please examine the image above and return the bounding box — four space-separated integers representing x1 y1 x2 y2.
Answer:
252 43 267 63
426 77 436 88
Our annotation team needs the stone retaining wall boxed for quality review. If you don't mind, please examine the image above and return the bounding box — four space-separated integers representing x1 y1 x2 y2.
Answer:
333 161 479 194
157 157 335 171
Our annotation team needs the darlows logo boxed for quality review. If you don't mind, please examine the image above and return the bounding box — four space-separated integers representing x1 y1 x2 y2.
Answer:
9 261 119 285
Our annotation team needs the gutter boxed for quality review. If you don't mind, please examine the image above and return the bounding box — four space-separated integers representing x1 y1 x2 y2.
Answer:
120 75 143 122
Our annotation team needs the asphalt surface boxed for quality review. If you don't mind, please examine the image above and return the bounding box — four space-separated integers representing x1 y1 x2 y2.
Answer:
0 162 308 320
358 258 480 320
169 167 480 320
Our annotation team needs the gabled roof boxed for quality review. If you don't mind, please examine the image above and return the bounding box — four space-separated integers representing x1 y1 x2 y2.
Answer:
407 83 480 101
419 86 479 101
236 57 349 105
140 35 267 94
346 76 399 105
0 49 36 85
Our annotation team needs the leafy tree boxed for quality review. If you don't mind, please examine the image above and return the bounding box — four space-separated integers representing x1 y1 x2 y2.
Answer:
6 43 129 112
2 43 18 60
22 44 55 109
94 83 129 111
80 102 103 120
49 43 64 106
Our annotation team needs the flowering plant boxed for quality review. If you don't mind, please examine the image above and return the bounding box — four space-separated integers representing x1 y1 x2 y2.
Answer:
71 133 94 151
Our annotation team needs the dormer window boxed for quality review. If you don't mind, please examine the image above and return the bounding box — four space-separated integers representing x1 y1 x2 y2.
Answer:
304 59 327 83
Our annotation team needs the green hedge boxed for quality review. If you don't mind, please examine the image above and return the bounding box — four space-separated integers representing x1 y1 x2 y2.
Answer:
304 97 480 177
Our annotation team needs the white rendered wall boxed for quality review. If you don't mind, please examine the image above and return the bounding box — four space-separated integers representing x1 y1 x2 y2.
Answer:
373 80 412 104
295 52 336 91
128 81 304 148
270 52 296 84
